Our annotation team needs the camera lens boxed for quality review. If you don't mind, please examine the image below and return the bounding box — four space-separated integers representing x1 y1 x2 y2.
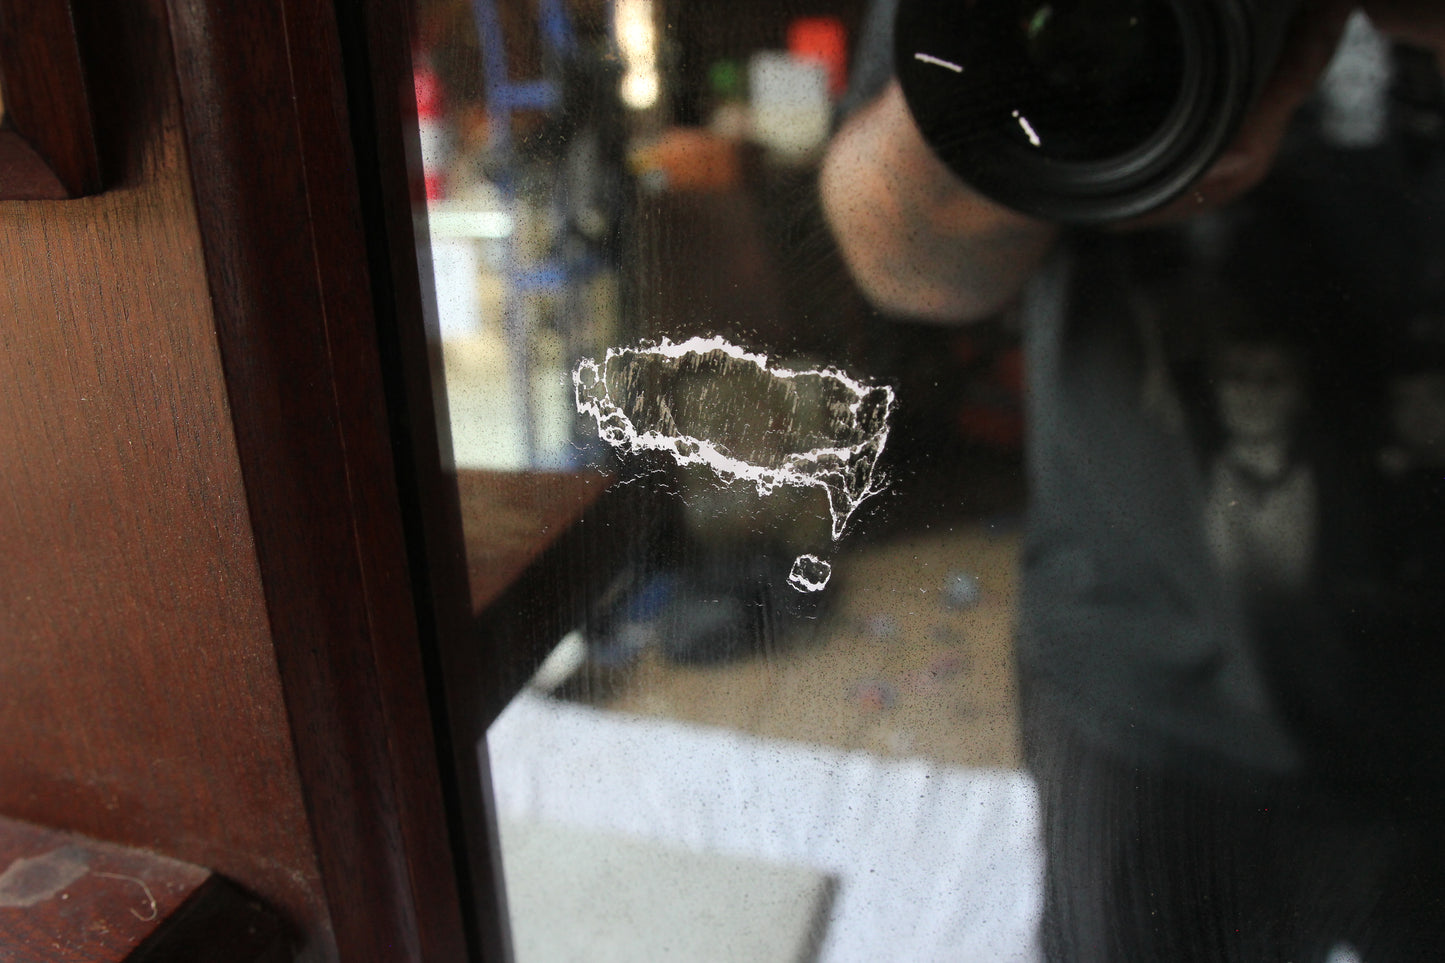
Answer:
896 0 1293 223
1006 0 1186 161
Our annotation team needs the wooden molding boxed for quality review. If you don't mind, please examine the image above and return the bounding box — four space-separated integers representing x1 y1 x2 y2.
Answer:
338 1 518 953
163 0 471 958
0 0 101 198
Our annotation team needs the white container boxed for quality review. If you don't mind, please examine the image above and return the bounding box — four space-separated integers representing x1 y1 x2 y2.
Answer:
748 51 831 166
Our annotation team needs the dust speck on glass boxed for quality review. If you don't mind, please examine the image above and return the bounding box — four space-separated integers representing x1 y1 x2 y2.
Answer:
409 0 1445 959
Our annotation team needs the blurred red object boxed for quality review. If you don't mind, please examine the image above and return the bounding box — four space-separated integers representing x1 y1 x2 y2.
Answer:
413 60 444 119
787 17 848 99
413 57 449 201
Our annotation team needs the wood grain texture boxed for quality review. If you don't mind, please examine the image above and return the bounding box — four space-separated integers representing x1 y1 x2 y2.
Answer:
0 0 101 197
0 0 326 952
0 128 69 198
163 0 469 959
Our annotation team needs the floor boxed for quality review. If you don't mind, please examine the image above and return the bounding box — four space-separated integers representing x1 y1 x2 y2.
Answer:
582 523 1025 771
542 427 1030 773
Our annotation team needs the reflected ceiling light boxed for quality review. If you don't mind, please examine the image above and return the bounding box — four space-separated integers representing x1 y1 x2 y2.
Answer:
427 208 514 239
614 0 659 110
621 69 659 110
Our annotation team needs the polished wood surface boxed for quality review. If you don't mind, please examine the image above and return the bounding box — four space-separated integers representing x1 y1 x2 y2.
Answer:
1 0 483 959
0 815 289 962
0 816 208 960
0 0 100 198
347 1 579 953
0 0 328 951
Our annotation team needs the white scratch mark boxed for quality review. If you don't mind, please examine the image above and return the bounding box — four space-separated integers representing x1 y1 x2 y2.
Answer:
94 871 159 922
913 52 964 74
1012 110 1042 148
574 336 895 591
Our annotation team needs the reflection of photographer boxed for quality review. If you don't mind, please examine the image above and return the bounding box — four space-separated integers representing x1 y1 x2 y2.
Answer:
893 0 1305 223
824 1 1445 320
1203 321 1316 592
823 1 1445 959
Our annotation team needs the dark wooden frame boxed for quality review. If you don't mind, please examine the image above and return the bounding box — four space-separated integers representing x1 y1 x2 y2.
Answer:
161 0 474 959
334 1 519 956
330 1 654 957
161 1 664 959
0 0 100 198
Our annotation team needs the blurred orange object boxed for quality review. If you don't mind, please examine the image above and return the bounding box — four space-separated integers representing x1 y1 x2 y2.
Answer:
630 127 743 192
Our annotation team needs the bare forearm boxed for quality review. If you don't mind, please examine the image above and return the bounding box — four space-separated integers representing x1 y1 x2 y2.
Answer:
820 82 1057 322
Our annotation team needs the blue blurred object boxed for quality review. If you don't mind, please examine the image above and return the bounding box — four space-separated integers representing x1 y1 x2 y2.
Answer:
865 613 900 641
943 571 983 610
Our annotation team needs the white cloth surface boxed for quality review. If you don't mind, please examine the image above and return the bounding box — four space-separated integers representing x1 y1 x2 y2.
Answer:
486 691 1044 962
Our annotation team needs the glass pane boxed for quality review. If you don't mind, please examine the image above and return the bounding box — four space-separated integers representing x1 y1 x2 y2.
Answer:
407 1 1445 959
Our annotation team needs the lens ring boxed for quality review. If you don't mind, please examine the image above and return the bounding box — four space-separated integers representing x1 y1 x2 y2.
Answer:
895 0 1257 222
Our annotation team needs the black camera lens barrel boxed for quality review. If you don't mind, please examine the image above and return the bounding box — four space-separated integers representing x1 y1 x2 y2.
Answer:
894 0 1300 223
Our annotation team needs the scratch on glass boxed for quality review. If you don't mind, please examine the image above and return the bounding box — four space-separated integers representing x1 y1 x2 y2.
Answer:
913 52 964 73
1012 110 1042 148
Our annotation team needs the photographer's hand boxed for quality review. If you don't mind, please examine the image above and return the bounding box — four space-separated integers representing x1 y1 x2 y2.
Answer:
1127 0 1353 226
820 81 1058 323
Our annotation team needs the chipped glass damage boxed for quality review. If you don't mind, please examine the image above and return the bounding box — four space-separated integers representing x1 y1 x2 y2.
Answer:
573 336 896 590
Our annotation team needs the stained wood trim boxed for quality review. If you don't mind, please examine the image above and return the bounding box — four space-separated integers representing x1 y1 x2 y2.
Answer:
336 1 516 956
0 0 100 198
162 0 469 959
0 0 333 940
334 4 689 957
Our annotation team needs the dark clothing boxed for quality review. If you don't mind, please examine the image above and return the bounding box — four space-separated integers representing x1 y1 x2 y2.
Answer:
1029 708 1445 963
1018 241 1300 775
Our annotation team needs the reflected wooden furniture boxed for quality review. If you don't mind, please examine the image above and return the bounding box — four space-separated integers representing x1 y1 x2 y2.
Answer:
458 471 611 612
